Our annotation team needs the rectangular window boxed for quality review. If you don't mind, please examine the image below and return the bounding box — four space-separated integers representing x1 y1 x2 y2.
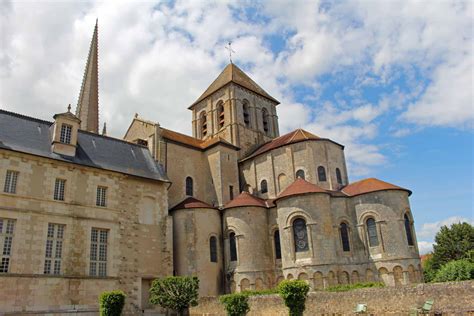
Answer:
229 185 234 200
60 124 72 144
96 186 107 207
54 179 66 201
90 228 108 277
44 223 65 275
0 218 15 273
3 170 19 194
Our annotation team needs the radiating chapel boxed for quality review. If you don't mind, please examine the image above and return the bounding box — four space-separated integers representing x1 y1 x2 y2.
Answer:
0 23 422 314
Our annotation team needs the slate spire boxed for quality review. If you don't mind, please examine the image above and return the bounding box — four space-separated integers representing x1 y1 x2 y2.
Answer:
76 19 99 133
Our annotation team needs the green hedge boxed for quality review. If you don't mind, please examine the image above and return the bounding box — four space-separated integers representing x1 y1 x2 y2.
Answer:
325 282 384 292
220 293 250 316
278 280 310 316
432 259 474 282
99 290 126 316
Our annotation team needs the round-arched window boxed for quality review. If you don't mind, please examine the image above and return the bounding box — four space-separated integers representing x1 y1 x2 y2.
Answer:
293 218 309 252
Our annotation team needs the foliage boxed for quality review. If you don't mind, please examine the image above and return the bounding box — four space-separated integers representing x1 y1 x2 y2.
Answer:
325 282 384 292
277 280 310 316
99 290 126 316
432 259 474 282
241 288 279 296
219 293 250 316
431 222 474 270
422 255 437 282
149 276 199 316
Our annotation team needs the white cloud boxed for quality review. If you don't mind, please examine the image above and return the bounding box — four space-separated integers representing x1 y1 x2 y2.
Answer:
417 241 434 255
417 216 474 240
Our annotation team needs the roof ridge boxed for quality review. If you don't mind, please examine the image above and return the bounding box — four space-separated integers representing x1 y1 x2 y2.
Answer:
0 108 53 125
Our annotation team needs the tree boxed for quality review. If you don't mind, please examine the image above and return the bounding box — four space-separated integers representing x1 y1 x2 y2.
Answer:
431 222 474 270
99 290 126 316
432 259 474 282
278 280 310 316
149 276 199 316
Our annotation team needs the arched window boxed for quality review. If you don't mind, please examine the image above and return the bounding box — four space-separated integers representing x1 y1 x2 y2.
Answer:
317 166 327 182
336 168 342 185
185 177 193 197
260 180 268 194
296 169 305 180
293 218 309 252
229 232 237 261
340 222 350 252
209 236 217 262
404 214 414 246
262 108 270 135
274 230 281 259
200 111 207 137
366 218 379 247
243 101 250 127
218 102 225 129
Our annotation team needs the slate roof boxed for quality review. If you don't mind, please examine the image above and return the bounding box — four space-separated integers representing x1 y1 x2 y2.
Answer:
170 197 215 211
224 191 271 209
241 129 343 162
342 178 411 196
0 109 169 182
189 63 279 108
276 178 329 201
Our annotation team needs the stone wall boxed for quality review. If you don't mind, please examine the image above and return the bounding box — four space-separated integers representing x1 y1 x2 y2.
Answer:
190 281 474 315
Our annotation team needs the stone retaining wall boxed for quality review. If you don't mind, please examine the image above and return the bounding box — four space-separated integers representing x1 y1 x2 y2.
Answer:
190 281 474 315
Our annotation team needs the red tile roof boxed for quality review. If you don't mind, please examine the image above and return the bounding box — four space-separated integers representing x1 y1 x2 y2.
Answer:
342 178 411 197
241 129 340 162
161 128 238 150
276 178 328 201
170 197 215 211
224 191 269 209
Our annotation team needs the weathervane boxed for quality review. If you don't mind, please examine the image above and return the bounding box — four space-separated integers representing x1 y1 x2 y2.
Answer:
225 41 235 64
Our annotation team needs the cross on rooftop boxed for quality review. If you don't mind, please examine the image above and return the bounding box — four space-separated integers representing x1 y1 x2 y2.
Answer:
225 41 236 64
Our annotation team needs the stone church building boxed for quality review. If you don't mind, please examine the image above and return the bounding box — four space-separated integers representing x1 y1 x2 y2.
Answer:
0 23 422 314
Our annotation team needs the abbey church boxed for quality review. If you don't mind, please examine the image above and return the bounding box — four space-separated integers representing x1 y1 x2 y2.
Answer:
0 23 422 314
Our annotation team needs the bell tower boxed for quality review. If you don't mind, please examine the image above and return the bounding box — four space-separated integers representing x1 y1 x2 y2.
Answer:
189 63 280 157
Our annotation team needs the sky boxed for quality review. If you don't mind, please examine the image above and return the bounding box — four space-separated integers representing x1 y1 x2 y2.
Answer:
0 0 472 254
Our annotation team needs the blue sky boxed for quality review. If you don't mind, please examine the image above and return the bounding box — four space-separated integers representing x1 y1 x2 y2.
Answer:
0 0 472 253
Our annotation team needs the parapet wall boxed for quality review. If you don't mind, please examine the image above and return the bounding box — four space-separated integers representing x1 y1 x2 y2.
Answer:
190 281 474 315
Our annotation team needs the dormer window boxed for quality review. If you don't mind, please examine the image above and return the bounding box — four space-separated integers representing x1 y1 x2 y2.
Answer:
60 124 72 144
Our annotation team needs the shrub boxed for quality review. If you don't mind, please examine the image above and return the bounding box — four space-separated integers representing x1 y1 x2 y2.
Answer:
432 259 474 282
219 293 250 316
277 280 310 316
149 276 199 316
325 282 384 292
99 290 126 316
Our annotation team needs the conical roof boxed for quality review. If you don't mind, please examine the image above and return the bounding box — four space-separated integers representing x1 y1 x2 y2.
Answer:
342 178 411 196
276 178 328 201
224 191 269 209
170 197 215 211
76 19 99 133
189 63 279 108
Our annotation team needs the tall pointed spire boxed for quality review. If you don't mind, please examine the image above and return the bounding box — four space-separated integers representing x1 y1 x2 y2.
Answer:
76 19 99 133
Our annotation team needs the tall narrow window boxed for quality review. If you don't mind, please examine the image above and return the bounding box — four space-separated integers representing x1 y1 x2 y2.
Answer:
404 214 414 246
200 111 207 137
44 223 65 275
218 103 225 129
262 108 270 135
336 168 343 185
185 177 193 197
260 180 268 194
210 236 218 263
229 232 237 261
96 186 107 207
243 102 250 127
366 218 379 247
90 228 108 276
229 185 234 200
3 170 19 194
274 230 281 259
317 166 327 182
340 223 350 252
54 179 66 201
293 218 309 252
0 218 15 273
60 124 72 144
296 169 305 180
